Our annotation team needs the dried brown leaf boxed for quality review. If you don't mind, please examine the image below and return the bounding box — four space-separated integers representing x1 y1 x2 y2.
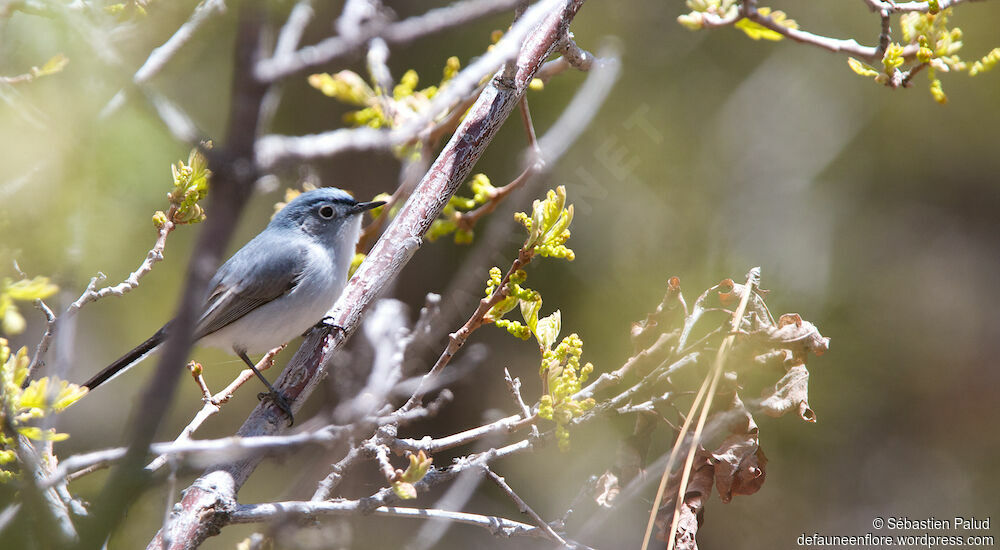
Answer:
655 451 714 548
761 313 830 363
759 364 815 422
711 434 768 503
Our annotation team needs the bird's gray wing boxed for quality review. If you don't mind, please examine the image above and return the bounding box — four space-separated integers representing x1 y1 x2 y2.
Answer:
194 234 307 340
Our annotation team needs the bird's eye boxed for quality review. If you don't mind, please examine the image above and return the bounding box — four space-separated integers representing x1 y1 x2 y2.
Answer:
318 205 335 219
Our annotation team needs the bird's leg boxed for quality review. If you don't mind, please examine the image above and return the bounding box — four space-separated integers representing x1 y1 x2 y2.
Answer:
237 350 294 426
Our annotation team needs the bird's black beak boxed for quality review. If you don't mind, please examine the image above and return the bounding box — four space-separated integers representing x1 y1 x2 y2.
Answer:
350 200 386 214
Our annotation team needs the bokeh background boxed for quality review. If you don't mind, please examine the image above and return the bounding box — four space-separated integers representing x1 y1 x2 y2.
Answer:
2 1 999 548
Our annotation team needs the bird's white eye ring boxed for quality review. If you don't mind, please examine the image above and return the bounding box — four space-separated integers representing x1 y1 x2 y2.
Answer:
319 205 335 219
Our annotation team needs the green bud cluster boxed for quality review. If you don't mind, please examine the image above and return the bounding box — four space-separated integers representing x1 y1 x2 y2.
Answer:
484 187 595 450
677 0 738 30
518 186 575 260
537 333 596 451
156 144 212 228
426 174 497 244
970 48 1000 76
882 43 906 73
496 318 531 340
1 338 87 482
392 450 433 500
847 8 995 104
309 56 464 159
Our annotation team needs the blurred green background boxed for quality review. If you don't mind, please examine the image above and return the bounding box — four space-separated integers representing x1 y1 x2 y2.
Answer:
2 1 999 548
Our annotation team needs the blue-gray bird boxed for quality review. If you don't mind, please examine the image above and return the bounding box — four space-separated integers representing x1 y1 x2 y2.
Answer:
83 188 383 424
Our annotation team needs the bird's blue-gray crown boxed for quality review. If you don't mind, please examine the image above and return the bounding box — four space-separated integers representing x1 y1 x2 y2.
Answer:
269 187 384 233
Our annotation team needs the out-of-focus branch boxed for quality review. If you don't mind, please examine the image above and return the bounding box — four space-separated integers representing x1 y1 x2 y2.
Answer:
229 501 547 539
49 425 351 490
861 0 981 13
393 414 535 454
255 0 524 83
259 0 316 132
255 0 563 169
484 467 567 545
78 4 270 547
99 0 228 119
8 432 77 546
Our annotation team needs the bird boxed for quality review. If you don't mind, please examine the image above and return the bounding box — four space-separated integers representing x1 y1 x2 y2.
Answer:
82 187 384 425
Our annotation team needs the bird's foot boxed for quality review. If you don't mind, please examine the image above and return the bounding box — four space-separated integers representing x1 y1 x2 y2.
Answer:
315 316 347 337
258 390 295 427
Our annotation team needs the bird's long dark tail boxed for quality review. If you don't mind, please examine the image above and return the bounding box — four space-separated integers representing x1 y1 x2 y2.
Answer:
83 326 168 390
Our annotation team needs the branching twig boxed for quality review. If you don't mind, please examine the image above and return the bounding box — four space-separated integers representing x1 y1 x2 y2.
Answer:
311 444 365 501
455 165 537 233
145 346 285 473
65 215 175 315
400 246 535 413
697 3 923 63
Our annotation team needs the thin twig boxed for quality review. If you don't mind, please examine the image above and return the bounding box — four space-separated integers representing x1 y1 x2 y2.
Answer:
698 4 921 63
392 414 536 455
455 164 537 232
400 246 534 413
160 457 180 550
311 444 364 501
504 368 538 437
875 8 891 61
230 501 547 539
52 425 350 491
559 33 596 70
145 346 285 473
484 466 567 546
25 299 56 380
406 437 496 550
65 216 175 315
370 442 398 483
